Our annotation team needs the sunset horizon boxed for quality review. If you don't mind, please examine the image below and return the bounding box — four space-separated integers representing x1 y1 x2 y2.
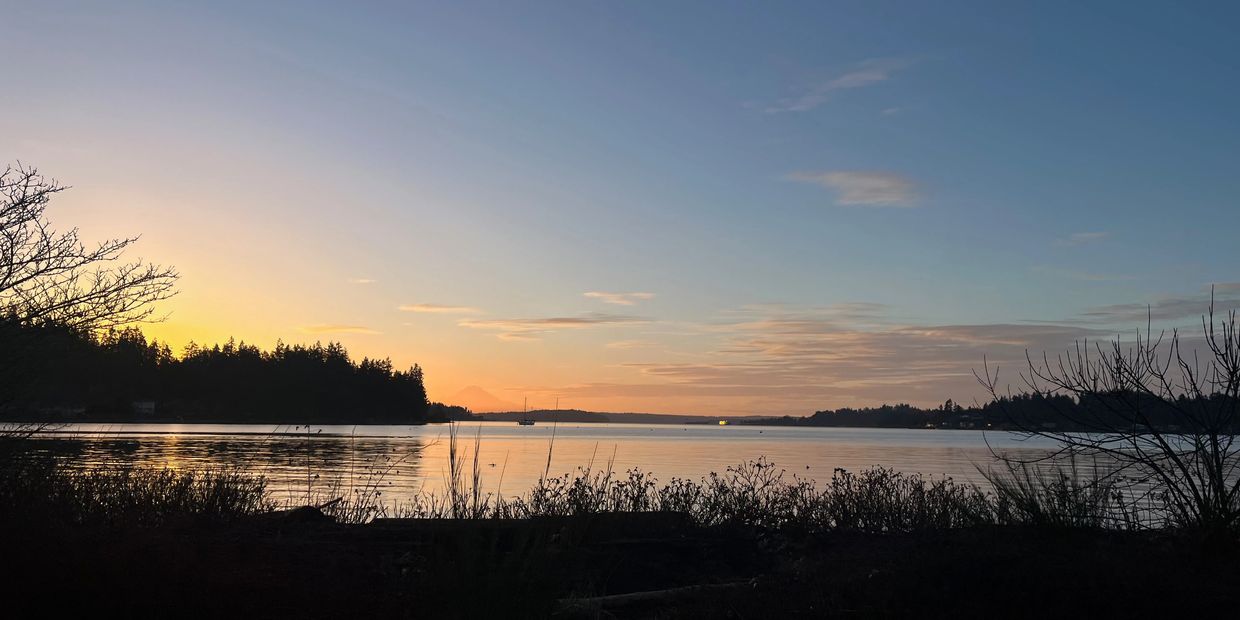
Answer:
7 3 1237 416
6 3 1240 616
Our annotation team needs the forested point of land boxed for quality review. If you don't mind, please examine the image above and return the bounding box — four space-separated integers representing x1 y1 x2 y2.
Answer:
0 322 461 424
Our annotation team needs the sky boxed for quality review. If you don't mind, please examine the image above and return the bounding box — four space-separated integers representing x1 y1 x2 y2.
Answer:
3 1 1239 414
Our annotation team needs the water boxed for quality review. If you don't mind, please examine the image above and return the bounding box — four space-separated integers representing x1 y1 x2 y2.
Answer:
28 422 1064 503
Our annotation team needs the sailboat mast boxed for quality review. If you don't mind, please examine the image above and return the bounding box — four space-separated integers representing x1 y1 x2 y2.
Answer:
517 396 535 425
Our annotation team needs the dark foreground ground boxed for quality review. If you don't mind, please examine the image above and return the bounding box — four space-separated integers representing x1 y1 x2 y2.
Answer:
3 510 1237 618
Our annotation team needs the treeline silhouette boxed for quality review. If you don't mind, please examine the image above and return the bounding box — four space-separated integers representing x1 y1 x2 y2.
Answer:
1 321 450 424
752 393 1239 433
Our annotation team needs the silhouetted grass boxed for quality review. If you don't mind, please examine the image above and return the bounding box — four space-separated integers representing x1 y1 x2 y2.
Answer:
1 423 1174 534
358 427 1169 532
333 428 1078 532
0 457 272 526
981 460 1153 530
380 458 1003 533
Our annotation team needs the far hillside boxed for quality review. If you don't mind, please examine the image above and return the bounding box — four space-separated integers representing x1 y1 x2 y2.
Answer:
474 409 770 425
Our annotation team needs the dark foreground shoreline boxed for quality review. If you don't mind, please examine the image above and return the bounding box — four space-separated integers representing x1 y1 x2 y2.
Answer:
4 509 1236 618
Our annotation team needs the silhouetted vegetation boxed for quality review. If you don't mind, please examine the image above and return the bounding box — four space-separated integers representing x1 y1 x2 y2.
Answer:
426 401 475 421
750 391 1239 433
4 161 1236 615
0 162 445 425
979 297 1240 539
0 163 177 405
1 322 433 424
4 426 1236 617
0 430 1132 533
0 458 272 528
246 427 1150 532
749 395 1052 428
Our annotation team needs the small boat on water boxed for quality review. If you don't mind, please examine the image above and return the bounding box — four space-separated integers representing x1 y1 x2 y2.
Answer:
518 397 535 426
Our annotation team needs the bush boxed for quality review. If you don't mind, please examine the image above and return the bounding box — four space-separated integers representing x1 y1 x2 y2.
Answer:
0 456 272 527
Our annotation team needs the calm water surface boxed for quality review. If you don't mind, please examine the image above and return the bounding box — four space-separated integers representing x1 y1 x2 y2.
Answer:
34 422 1061 502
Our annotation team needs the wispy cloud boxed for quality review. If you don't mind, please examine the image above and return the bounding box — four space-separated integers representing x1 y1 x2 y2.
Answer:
497 332 541 342
767 57 913 113
299 324 381 335
399 303 481 314
1077 286 1240 324
606 340 659 350
1056 231 1110 247
460 313 649 342
584 291 656 306
713 302 890 335
786 170 919 207
512 292 1240 413
542 304 1109 410
348 278 376 285
460 314 647 331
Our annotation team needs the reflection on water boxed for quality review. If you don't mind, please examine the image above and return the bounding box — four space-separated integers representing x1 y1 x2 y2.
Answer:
31 422 1062 503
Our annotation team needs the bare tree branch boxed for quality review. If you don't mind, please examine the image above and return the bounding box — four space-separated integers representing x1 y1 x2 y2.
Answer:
977 291 1240 537
1 163 179 407
0 163 178 332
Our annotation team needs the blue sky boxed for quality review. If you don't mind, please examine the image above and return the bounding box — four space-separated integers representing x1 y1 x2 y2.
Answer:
3 1 1239 413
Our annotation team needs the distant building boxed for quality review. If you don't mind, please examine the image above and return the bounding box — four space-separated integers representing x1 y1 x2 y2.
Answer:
131 400 156 416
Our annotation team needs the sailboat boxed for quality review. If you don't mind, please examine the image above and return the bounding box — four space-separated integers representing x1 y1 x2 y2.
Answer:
517 397 535 426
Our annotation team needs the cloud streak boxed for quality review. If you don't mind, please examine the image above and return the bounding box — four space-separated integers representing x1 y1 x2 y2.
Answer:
584 291 655 306
1078 287 1240 324
767 57 913 113
547 308 1109 411
299 324 381 335
460 313 649 341
399 303 481 314
606 340 659 350
507 292 1240 414
787 170 919 207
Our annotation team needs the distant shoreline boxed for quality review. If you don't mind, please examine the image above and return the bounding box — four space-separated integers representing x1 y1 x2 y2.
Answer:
4 414 1012 432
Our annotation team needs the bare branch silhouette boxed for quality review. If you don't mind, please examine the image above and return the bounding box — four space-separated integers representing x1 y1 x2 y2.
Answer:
1 163 178 331
977 290 1240 537
1 163 178 409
